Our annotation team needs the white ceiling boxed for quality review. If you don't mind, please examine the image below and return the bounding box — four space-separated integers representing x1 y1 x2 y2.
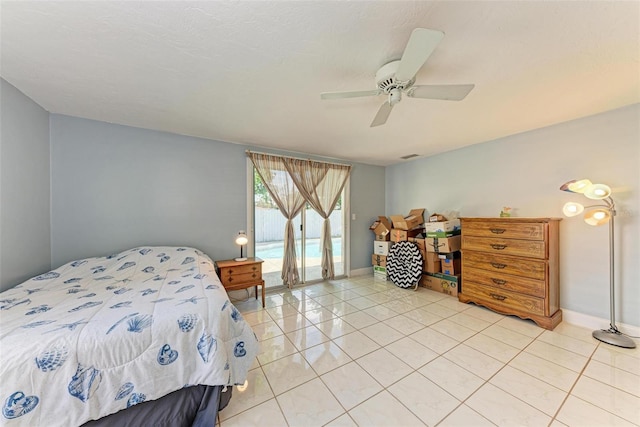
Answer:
2 1 639 166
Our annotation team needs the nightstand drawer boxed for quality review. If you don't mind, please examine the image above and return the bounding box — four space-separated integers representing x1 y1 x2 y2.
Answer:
222 263 262 277
215 257 265 308
220 270 262 286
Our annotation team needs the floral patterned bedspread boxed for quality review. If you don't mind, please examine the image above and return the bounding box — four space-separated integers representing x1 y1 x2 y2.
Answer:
0 246 258 426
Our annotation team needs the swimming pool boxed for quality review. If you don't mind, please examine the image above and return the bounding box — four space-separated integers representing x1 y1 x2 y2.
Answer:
256 237 342 259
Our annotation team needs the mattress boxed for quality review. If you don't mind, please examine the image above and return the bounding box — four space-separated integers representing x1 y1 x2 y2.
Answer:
0 246 258 426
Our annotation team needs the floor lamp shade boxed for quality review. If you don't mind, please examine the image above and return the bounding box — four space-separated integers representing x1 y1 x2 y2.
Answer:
560 179 593 193
562 202 584 217
584 184 612 200
584 209 611 226
559 179 636 349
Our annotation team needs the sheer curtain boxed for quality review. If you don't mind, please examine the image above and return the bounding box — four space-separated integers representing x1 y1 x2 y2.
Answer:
248 152 306 288
284 159 351 280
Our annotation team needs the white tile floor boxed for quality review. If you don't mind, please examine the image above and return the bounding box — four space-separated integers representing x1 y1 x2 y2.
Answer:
222 275 640 427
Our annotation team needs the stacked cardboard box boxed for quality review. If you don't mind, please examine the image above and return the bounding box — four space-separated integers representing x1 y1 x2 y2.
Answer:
371 233 393 280
389 209 425 242
420 213 462 295
369 216 392 241
370 217 393 280
420 272 460 296
371 254 387 267
423 251 441 273
424 217 461 237
373 265 388 281
370 210 425 280
424 216 461 253
439 251 461 275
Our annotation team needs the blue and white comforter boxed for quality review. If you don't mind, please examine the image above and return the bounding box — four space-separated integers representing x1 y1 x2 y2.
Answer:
0 246 258 426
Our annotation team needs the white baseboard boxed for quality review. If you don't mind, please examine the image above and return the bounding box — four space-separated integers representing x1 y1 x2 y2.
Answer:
561 308 640 337
349 267 373 277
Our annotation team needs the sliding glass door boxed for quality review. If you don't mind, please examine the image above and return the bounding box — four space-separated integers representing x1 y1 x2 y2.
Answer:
302 199 344 282
253 168 346 288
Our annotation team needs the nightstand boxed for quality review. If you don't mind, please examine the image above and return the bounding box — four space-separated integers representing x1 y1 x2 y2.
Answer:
215 257 265 308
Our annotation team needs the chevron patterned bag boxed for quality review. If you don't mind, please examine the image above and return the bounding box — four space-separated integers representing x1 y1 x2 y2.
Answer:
386 241 424 289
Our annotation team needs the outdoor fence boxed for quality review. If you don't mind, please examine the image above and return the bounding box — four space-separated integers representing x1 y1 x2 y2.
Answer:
255 207 343 243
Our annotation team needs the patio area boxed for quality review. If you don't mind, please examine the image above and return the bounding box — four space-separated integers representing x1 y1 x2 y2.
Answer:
257 238 344 287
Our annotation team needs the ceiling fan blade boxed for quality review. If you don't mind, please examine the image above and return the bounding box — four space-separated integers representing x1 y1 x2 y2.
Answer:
370 101 393 127
321 89 381 100
407 84 475 101
395 28 445 82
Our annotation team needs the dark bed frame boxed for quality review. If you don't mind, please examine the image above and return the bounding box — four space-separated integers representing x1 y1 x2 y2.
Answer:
81 385 232 427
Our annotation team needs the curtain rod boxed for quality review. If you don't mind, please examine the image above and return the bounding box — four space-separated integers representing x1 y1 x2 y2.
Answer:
245 150 351 168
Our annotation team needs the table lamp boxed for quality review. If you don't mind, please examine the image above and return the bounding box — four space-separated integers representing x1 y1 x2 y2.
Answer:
235 231 248 262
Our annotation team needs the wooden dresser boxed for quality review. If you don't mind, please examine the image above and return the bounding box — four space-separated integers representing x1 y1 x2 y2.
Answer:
215 257 265 308
458 218 562 330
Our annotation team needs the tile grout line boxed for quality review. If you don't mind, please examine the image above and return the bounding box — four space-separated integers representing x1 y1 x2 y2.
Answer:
234 277 632 426
548 340 640 425
252 281 480 426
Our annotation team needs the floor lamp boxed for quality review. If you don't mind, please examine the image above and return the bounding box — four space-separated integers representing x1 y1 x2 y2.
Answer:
560 179 636 348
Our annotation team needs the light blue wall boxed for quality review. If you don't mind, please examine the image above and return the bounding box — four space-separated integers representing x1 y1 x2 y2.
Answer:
50 115 385 272
0 78 51 291
386 104 640 327
50 115 247 266
349 162 385 271
3 80 637 328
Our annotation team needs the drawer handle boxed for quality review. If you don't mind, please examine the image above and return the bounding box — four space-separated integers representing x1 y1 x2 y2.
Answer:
490 293 507 301
490 262 507 269
252 273 257 278
228 277 233 283
228 269 234 274
492 278 506 285
490 228 506 234
490 244 507 250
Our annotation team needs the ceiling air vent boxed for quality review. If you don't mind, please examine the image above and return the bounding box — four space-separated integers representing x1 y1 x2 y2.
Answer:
400 154 419 160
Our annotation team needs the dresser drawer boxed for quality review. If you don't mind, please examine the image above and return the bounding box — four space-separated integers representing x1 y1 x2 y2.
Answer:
462 282 545 316
463 221 546 241
462 236 546 259
462 266 546 298
463 251 546 280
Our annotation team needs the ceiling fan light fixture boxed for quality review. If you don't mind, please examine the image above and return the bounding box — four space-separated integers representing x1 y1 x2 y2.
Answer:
321 28 474 127
389 88 402 105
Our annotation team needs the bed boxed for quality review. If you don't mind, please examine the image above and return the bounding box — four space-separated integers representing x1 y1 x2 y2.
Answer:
0 246 258 426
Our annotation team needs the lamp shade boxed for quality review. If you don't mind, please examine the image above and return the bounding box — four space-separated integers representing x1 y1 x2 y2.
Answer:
235 231 248 246
584 184 612 200
560 179 592 193
584 208 611 226
562 202 584 217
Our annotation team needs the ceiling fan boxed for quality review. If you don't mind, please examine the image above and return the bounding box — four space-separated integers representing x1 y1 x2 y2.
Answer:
321 28 475 127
